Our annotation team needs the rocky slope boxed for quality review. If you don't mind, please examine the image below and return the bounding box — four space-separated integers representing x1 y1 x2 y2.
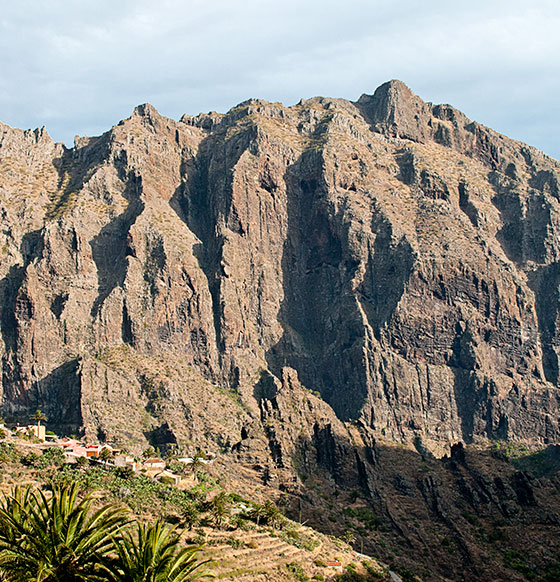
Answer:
1 80 559 452
2 80 560 580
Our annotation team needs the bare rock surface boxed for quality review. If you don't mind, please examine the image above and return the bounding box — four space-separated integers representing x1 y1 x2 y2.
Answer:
3 81 560 580
1 81 560 454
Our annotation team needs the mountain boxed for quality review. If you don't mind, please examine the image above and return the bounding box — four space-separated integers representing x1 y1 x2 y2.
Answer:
2 80 560 580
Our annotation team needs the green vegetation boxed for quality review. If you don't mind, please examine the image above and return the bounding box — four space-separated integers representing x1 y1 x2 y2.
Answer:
281 527 320 551
511 446 560 478
542 561 560 582
0 482 211 581
285 562 309 581
503 550 536 580
493 440 531 459
334 563 388 581
207 492 230 527
21 447 65 470
31 409 47 428
45 189 79 220
249 499 286 528
342 507 383 532
112 521 211 581
51 464 209 517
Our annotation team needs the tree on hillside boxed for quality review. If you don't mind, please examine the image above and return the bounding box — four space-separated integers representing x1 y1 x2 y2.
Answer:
181 503 201 531
208 492 230 528
100 448 113 465
0 484 213 581
110 521 211 581
143 446 157 459
190 451 206 476
0 483 129 581
32 409 47 435
250 500 285 528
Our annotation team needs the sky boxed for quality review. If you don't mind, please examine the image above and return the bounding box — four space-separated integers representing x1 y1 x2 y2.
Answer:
1 0 559 159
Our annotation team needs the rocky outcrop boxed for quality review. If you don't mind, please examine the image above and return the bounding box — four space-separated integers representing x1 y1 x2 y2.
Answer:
1 81 560 458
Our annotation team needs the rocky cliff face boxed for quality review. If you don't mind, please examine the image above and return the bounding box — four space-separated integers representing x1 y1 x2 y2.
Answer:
1 81 560 458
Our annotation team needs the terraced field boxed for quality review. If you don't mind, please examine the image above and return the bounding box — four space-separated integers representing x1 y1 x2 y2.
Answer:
196 524 391 581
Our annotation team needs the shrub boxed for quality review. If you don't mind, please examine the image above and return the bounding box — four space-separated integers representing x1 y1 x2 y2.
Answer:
314 559 326 568
226 537 246 549
37 447 65 468
0 443 19 463
286 562 309 582
21 452 41 467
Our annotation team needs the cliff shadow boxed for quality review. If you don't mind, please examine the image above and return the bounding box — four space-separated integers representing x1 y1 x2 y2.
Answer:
1 358 83 434
168 122 258 361
262 147 370 420
278 425 484 581
49 133 112 220
89 170 144 318
527 263 560 385
0 264 26 356
265 147 415 421
0 229 48 393
357 211 415 340
279 421 557 582
451 367 482 444
489 170 551 265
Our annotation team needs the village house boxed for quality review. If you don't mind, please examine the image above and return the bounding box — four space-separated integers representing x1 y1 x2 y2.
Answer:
153 469 181 486
14 424 46 441
143 458 166 470
114 454 138 472
58 439 116 461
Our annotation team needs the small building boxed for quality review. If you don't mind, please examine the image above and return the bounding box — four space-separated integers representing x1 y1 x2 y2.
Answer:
84 445 104 458
326 561 343 572
144 458 166 470
178 455 214 466
15 424 46 441
28 424 46 441
154 470 180 486
114 454 138 472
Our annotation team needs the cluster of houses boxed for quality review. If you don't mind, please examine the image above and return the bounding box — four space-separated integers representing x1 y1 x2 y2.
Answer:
56 438 212 485
3 422 215 488
58 438 136 467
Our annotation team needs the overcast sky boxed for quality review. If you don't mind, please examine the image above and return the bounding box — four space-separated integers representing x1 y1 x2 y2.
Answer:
1 0 559 159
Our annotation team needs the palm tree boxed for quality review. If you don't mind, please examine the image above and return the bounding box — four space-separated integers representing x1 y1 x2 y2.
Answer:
190 451 206 475
181 503 200 531
208 492 230 528
0 483 129 581
32 409 47 438
110 521 212 581
100 448 113 465
249 500 284 528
